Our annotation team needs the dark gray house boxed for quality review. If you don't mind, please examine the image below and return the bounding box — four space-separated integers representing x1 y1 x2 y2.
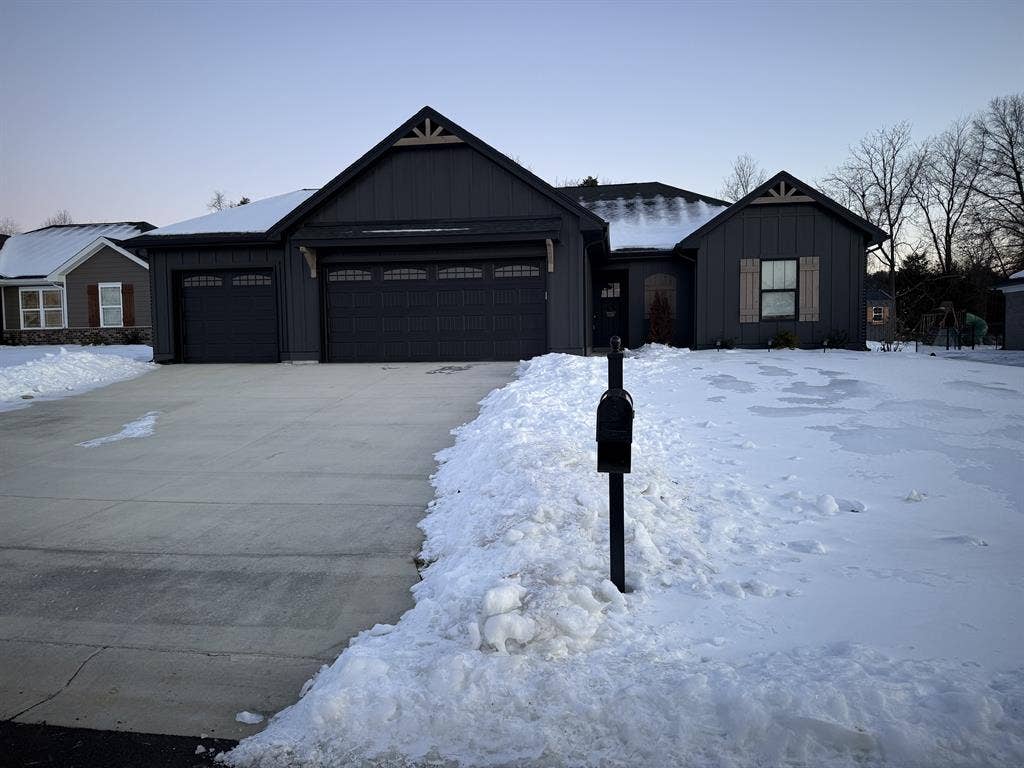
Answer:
129 107 887 363
995 270 1024 350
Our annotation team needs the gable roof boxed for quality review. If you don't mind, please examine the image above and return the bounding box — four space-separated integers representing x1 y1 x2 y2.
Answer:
46 237 149 281
866 288 893 302
676 170 889 249
138 190 318 239
0 222 154 279
269 106 607 236
560 182 730 251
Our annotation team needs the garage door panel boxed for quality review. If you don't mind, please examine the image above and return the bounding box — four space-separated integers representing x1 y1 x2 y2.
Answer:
180 269 278 363
324 258 545 362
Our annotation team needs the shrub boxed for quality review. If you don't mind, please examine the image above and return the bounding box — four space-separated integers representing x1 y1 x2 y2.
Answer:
646 291 674 345
770 330 799 349
123 329 146 345
718 337 735 350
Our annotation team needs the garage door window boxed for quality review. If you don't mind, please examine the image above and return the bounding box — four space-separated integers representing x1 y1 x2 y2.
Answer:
438 265 482 279
328 269 372 282
384 267 427 281
495 264 540 278
232 273 272 287
20 287 65 329
183 275 222 288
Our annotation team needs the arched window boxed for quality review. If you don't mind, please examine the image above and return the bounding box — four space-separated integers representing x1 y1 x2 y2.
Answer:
644 273 676 319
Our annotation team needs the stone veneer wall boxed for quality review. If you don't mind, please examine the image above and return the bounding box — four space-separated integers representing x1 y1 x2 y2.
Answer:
2 326 152 346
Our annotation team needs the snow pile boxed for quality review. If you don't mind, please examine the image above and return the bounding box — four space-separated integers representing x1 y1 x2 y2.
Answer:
226 347 1024 768
145 190 318 236
77 411 160 447
0 345 154 410
586 195 726 250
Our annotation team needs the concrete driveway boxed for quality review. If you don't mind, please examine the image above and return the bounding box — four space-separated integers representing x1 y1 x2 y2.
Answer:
0 361 516 739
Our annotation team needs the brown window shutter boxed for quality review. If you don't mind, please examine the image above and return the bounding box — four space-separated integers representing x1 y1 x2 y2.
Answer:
87 284 100 327
799 256 820 322
882 305 890 322
122 284 135 326
739 258 760 323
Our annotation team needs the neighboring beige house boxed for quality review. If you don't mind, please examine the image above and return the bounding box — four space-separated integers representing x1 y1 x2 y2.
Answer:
0 222 155 345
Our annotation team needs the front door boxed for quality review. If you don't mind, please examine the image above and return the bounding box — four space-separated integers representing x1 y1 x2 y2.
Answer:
593 272 627 348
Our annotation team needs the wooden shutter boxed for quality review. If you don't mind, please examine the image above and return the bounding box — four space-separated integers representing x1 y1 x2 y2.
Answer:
739 259 760 323
799 256 820 322
122 284 135 326
87 284 100 327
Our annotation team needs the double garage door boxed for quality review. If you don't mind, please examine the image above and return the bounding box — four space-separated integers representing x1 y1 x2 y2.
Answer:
324 259 546 362
178 259 546 363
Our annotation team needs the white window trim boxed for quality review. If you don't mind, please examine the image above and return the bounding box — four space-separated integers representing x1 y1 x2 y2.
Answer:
871 306 885 322
19 286 66 330
99 282 124 328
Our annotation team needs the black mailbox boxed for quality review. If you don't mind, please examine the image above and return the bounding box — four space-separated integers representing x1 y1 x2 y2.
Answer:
596 388 634 474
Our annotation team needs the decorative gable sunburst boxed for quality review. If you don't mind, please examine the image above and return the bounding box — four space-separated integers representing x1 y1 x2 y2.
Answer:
394 117 463 147
754 179 813 204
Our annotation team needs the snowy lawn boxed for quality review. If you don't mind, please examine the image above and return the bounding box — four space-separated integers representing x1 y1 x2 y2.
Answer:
226 347 1024 768
0 345 154 411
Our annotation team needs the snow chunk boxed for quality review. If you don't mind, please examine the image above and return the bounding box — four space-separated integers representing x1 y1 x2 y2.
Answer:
77 411 159 447
816 494 840 514
483 613 536 653
234 711 263 725
481 582 526 616
906 489 926 502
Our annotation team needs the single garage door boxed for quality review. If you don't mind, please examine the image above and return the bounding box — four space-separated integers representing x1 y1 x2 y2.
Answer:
180 269 279 362
324 260 546 362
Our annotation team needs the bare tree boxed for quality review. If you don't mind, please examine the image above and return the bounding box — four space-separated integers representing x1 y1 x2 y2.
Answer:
41 209 74 227
973 93 1024 275
913 118 984 274
208 190 251 211
821 123 923 309
719 154 767 202
207 190 230 212
0 216 20 235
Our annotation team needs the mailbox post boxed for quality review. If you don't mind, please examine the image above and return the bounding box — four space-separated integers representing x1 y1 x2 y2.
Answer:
596 336 633 593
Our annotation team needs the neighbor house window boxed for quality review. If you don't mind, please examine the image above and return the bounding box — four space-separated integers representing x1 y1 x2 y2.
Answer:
871 306 884 323
20 287 65 329
761 260 797 319
99 282 123 327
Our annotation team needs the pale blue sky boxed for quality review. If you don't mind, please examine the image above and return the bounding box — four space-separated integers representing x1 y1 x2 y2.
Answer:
2 0 1022 229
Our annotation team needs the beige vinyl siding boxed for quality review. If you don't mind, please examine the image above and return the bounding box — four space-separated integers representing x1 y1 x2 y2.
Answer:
65 245 150 327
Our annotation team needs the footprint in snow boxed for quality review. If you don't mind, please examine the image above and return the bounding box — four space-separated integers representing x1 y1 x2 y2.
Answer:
939 535 989 547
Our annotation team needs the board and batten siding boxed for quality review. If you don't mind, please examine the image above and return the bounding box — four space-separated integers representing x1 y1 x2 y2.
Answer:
65 245 151 328
694 203 866 348
298 142 592 355
145 245 286 363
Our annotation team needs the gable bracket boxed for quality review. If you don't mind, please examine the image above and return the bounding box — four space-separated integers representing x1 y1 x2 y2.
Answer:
299 246 317 278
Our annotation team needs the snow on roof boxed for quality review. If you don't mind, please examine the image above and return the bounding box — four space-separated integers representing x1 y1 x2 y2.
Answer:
144 189 319 237
1011 269 1024 280
0 223 151 279
579 194 729 251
